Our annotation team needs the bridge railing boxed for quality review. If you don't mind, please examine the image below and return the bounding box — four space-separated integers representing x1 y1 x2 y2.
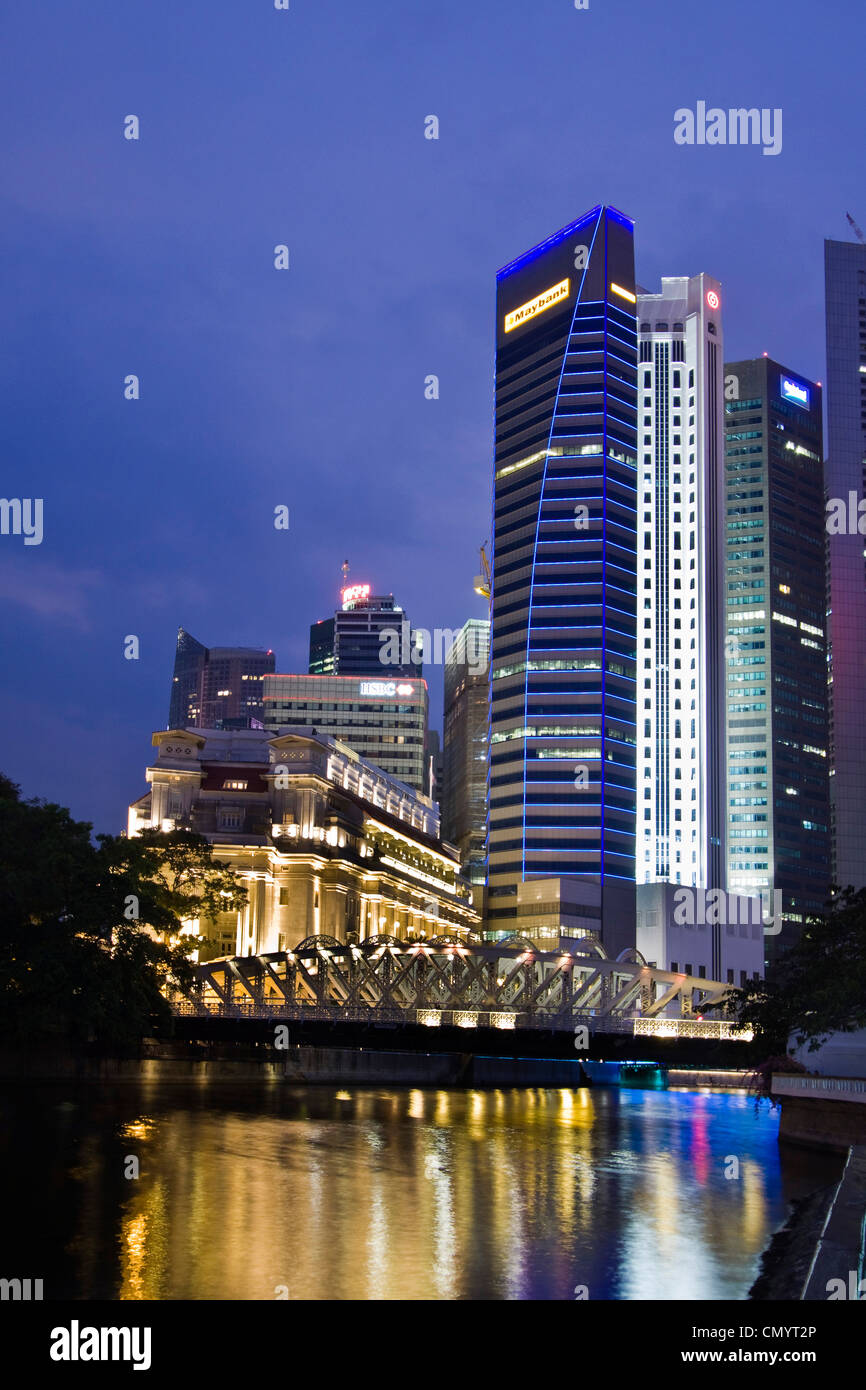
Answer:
771 1074 866 1101
170 998 743 1039
634 1018 753 1042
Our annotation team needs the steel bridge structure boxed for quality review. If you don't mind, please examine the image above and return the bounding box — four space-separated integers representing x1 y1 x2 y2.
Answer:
176 934 751 1043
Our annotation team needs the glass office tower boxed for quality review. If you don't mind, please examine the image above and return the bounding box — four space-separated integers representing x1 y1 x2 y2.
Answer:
488 205 638 954
442 619 490 884
723 357 829 958
262 672 429 793
168 628 275 730
824 238 866 892
309 584 423 680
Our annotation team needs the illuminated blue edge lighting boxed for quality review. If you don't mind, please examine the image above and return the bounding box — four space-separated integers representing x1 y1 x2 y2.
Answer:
520 210 602 880
495 204 635 282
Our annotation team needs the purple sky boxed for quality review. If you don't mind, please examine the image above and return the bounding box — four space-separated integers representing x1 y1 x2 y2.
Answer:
1 0 862 833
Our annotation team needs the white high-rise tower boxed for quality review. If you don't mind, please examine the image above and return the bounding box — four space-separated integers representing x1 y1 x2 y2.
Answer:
635 274 726 890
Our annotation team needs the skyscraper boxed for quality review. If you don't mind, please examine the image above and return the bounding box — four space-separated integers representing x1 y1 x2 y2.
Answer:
168 628 275 730
636 274 726 890
442 620 490 885
723 357 829 957
262 672 429 793
824 238 866 892
308 581 423 680
169 628 208 729
488 205 638 954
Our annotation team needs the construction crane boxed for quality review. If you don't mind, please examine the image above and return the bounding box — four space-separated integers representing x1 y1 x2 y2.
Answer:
846 212 865 244
473 543 491 599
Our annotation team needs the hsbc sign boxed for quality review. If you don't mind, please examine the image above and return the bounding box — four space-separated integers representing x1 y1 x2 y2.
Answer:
359 681 414 698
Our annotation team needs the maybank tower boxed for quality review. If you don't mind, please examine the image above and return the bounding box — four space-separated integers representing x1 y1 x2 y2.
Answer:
487 205 638 954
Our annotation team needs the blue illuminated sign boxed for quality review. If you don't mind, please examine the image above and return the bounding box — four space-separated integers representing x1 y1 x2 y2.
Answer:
781 376 810 409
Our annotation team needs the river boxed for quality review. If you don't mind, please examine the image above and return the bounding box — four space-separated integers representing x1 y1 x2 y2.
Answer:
0 1082 842 1300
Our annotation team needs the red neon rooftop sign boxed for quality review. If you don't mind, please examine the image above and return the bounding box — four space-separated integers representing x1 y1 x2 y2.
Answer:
341 583 371 607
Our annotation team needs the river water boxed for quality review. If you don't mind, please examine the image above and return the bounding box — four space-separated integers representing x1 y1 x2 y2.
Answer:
0 1082 842 1301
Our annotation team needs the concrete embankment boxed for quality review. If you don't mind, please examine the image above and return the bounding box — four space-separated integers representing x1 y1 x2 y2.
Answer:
0 1042 591 1088
772 1074 866 1151
284 1047 592 1086
665 1067 751 1089
750 1146 866 1300
0 1043 752 1089
752 1075 866 1299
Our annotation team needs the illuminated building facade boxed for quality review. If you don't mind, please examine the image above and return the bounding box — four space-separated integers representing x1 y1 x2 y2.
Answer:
309 584 423 680
488 204 638 955
262 672 428 792
168 628 275 730
824 238 866 891
128 727 478 956
442 619 490 885
723 357 829 957
635 275 726 890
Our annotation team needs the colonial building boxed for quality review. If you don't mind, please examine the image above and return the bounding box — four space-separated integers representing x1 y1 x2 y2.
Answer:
128 726 479 958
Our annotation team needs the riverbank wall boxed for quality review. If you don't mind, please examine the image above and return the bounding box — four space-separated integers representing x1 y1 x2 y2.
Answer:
0 1043 591 1088
0 1042 752 1090
772 1074 866 1152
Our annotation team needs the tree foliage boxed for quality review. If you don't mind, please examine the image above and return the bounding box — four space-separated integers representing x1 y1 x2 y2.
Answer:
728 886 866 1056
0 774 246 1049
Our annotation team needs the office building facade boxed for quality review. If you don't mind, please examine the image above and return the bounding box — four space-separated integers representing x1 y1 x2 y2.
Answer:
309 583 423 681
262 672 429 793
636 275 726 890
129 727 478 955
488 204 638 955
442 619 490 885
168 628 275 730
723 357 829 957
635 882 763 988
824 238 866 891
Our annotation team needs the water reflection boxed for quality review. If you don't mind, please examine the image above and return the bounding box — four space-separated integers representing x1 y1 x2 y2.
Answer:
0 1084 843 1301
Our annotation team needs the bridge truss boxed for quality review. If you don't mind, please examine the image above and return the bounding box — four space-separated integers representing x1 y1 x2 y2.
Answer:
176 936 749 1040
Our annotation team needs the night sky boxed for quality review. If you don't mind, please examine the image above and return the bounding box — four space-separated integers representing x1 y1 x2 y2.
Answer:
1 0 862 834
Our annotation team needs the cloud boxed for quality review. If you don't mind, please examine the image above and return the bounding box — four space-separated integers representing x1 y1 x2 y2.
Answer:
0 556 102 628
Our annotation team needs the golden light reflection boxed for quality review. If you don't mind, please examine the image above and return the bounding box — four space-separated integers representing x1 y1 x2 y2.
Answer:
60 1086 790 1301
119 1119 153 1142
121 1213 148 1301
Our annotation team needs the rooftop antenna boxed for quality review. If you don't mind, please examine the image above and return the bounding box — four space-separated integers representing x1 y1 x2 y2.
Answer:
341 559 350 595
846 212 865 244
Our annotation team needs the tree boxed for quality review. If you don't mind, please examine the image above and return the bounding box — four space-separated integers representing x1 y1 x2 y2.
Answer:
0 775 246 1049
728 886 866 1056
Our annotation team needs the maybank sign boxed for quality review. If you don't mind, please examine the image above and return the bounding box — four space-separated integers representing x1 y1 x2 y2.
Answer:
504 278 570 333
